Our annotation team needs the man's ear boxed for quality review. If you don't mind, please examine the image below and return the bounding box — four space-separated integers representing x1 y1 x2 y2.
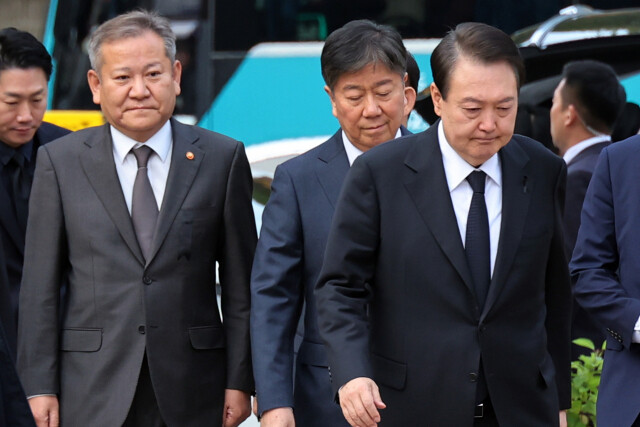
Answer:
430 83 443 117
172 60 182 95
324 85 338 118
566 104 579 127
404 86 417 118
87 69 101 106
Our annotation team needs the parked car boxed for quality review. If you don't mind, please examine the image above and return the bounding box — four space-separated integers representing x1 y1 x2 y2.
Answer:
416 5 640 151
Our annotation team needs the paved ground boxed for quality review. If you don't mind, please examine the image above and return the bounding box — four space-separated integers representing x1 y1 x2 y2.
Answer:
241 414 260 427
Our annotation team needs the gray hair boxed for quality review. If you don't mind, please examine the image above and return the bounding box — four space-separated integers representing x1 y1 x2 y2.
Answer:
88 9 176 72
321 19 407 91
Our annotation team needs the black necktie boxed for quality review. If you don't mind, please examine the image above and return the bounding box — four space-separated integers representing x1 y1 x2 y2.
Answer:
9 152 29 231
465 170 491 309
131 145 158 261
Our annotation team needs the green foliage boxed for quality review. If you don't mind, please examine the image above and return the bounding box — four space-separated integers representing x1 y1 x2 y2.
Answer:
567 339 606 427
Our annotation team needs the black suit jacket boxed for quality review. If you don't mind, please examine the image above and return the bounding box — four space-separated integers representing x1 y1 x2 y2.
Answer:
316 125 571 426
17 119 256 427
564 141 609 356
0 122 70 359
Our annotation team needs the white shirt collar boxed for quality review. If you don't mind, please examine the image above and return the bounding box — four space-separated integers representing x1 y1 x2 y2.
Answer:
111 121 173 164
563 135 611 165
438 121 501 192
341 128 402 166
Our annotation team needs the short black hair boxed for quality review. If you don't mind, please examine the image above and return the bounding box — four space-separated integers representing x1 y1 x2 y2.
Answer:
321 19 407 91
405 51 420 94
0 27 52 80
431 22 524 99
560 60 626 135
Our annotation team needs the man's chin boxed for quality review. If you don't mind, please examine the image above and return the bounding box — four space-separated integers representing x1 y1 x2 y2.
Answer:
4 133 36 148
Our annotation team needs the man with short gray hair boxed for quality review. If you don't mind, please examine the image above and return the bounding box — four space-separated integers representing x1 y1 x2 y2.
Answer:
18 10 256 427
250 19 414 427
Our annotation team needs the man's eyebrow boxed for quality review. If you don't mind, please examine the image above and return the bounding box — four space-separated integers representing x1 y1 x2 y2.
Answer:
2 88 46 98
342 79 394 91
342 83 364 91
460 96 516 103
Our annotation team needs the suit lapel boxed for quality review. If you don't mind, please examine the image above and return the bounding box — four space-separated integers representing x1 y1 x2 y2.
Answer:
148 119 202 262
482 139 531 317
403 127 474 293
315 131 350 209
80 124 145 265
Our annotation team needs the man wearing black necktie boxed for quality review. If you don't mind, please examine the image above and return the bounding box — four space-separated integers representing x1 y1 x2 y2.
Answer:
315 22 571 426
17 10 256 427
0 28 70 360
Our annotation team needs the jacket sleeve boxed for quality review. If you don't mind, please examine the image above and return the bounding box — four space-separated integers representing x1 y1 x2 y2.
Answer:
219 142 258 392
17 145 67 396
315 157 378 397
571 147 640 349
250 164 305 414
544 159 572 409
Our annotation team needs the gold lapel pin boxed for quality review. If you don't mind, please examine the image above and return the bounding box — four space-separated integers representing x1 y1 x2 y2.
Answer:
186 151 195 160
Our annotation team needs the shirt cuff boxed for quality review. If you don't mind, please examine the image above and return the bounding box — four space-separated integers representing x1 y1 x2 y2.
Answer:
27 394 56 399
632 315 640 343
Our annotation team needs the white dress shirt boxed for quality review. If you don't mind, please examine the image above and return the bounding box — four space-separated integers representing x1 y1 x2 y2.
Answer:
342 128 402 166
111 121 173 213
438 121 502 276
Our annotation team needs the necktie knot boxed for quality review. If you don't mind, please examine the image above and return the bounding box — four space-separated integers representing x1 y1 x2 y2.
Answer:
133 145 153 168
467 170 486 194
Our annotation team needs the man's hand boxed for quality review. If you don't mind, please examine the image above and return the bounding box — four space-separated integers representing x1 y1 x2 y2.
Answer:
338 377 386 427
260 407 295 426
559 410 567 427
222 389 251 427
28 396 59 427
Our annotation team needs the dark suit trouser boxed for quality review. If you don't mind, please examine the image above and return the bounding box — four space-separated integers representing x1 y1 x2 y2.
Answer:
293 362 349 427
122 354 165 427
0 321 35 427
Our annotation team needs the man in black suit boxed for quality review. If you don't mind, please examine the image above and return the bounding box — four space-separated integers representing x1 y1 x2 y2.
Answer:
251 20 414 427
0 242 35 427
316 22 571 426
17 10 255 427
550 59 626 359
0 28 70 358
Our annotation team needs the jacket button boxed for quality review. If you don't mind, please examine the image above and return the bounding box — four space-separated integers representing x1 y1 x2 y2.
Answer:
469 372 478 382
143 276 153 285
138 325 146 334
